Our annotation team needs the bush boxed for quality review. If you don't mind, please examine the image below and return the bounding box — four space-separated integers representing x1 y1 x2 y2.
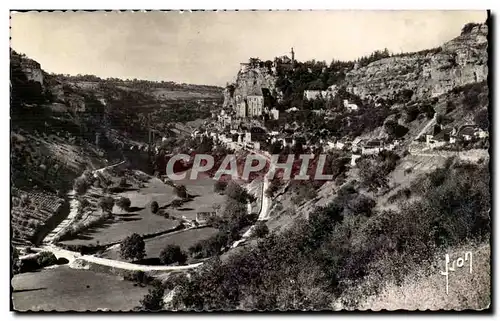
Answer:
225 181 249 203
74 177 89 195
171 199 185 209
346 194 376 217
214 181 228 193
251 222 269 238
120 233 146 261
159 244 187 265
125 270 152 285
36 251 57 267
291 182 318 205
139 283 165 311
98 196 114 213
116 197 131 211
19 194 30 208
266 179 283 197
12 245 20 274
175 185 188 199
150 201 159 214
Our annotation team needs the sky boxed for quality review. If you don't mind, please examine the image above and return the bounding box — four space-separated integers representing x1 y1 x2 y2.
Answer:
10 10 487 86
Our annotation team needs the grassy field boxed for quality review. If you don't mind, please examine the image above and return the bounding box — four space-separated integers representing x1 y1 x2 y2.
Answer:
102 227 219 261
11 266 149 311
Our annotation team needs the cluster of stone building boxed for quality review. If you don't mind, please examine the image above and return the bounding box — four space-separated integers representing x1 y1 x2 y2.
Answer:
424 124 489 149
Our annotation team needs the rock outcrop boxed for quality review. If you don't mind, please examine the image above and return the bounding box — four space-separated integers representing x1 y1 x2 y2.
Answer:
344 23 488 101
223 67 277 110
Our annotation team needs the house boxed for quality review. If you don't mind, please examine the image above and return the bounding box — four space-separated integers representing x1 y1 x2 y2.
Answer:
196 206 217 224
459 126 475 141
269 107 280 120
362 140 384 155
343 99 359 111
475 129 489 139
351 137 363 153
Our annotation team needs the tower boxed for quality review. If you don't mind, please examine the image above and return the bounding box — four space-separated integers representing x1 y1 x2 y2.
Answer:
291 47 295 64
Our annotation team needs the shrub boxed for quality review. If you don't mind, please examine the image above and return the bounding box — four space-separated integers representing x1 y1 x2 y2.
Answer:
266 179 283 197
225 181 249 203
36 251 57 267
159 244 187 265
98 196 114 213
120 233 146 261
150 201 159 214
346 194 376 217
74 177 89 195
214 181 228 193
170 199 184 209
292 182 318 205
12 245 20 274
116 197 131 211
19 194 30 208
139 283 165 311
175 185 188 199
252 222 269 238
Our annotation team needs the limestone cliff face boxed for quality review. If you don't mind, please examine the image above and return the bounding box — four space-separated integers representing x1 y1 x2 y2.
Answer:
223 67 277 109
20 58 44 85
344 23 488 100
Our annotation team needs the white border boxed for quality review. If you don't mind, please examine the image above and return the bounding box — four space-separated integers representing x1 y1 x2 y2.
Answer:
2 1 498 320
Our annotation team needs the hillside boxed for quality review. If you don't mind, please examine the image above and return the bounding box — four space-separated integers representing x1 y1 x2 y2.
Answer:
10 49 223 246
162 21 490 311
10 19 490 312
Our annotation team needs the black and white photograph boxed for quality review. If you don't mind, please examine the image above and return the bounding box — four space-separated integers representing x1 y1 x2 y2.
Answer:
9 9 491 312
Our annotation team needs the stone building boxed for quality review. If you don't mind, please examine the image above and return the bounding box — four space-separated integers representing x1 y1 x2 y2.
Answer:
247 95 264 117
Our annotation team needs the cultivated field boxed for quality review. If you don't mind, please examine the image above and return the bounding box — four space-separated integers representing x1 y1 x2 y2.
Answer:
11 266 149 312
59 172 224 246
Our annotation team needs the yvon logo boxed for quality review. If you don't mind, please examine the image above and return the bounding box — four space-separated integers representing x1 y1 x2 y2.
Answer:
440 251 473 294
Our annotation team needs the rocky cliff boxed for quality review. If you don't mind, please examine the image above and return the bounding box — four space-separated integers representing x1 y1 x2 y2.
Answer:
344 23 488 101
223 67 278 109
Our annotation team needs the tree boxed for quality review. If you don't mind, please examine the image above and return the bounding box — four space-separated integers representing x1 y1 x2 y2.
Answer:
474 108 489 130
74 177 89 195
12 245 20 274
214 181 228 193
98 196 115 213
150 201 159 214
225 181 249 203
139 284 165 311
170 199 184 209
384 120 409 139
160 244 187 265
252 222 269 238
36 251 57 267
116 197 131 212
120 233 146 261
